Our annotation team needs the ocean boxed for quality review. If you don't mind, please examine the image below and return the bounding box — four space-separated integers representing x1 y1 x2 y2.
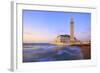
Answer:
23 43 83 62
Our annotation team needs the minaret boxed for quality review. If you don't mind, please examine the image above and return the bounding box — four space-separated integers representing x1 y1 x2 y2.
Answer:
70 17 74 44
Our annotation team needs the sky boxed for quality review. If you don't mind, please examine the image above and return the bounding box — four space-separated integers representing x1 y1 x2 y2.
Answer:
23 10 91 43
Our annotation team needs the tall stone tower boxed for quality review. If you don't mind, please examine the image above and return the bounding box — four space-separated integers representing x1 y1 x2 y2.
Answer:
70 17 75 44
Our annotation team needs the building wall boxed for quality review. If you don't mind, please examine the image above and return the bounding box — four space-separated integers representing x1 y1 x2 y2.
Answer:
56 36 70 44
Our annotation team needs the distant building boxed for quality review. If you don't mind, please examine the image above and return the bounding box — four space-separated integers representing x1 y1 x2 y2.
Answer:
70 17 75 43
54 17 81 45
55 35 70 44
55 34 77 45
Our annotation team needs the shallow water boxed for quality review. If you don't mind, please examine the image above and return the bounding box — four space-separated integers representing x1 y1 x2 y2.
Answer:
23 43 83 62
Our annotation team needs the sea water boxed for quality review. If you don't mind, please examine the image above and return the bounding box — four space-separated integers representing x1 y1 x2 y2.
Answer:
23 43 83 62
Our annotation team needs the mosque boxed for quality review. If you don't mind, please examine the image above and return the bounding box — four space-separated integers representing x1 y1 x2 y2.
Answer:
55 17 81 45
